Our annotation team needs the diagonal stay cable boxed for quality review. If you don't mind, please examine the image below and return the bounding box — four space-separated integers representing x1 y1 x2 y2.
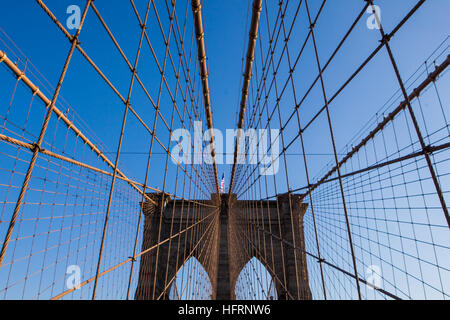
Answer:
191 0 220 196
227 0 262 202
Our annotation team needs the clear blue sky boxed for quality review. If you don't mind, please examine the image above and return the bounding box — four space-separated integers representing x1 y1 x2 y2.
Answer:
0 0 449 187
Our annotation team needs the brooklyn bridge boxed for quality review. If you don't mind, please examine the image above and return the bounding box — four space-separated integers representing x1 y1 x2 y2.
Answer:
0 0 449 300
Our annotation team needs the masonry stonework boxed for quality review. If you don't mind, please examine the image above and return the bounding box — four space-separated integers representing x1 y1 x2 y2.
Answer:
135 193 311 300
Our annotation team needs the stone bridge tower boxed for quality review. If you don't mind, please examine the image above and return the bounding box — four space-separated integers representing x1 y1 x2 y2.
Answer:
134 193 312 300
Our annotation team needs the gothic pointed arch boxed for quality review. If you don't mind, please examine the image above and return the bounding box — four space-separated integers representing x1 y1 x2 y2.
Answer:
234 257 278 300
169 256 213 300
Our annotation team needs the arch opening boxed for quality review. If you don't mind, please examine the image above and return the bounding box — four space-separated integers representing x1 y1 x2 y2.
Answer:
234 257 278 300
169 257 212 300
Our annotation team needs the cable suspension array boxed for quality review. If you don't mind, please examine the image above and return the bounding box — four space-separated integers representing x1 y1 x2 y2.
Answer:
0 0 448 301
